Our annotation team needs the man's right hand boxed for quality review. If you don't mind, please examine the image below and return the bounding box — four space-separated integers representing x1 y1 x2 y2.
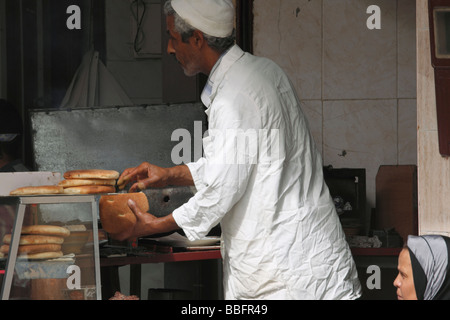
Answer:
117 162 194 192
117 162 171 192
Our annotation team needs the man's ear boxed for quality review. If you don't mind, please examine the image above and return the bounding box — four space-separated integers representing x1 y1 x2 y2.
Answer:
191 30 205 48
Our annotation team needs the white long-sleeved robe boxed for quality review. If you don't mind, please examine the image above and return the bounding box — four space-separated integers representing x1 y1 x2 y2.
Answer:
173 45 361 300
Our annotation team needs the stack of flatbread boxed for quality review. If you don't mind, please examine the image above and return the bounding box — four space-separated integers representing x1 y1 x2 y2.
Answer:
59 170 119 195
0 225 70 260
9 169 120 196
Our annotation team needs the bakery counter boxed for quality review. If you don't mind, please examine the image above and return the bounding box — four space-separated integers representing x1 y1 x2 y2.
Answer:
100 249 222 267
0 190 221 300
96 242 223 300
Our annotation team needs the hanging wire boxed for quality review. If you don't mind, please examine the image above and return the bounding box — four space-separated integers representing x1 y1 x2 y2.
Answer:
130 0 147 53
89 0 95 51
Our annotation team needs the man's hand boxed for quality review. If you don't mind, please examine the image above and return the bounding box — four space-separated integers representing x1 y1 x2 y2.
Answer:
111 199 180 241
117 162 194 192
117 162 170 192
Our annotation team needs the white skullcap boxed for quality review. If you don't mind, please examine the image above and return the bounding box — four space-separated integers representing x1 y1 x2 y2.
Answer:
171 0 235 38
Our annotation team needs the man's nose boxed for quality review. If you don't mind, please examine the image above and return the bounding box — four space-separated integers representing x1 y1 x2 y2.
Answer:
393 274 401 288
167 40 175 55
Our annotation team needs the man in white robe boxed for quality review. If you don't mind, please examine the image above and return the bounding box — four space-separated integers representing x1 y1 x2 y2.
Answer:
115 0 361 300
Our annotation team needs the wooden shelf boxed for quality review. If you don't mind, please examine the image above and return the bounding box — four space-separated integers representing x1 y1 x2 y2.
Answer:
351 247 402 256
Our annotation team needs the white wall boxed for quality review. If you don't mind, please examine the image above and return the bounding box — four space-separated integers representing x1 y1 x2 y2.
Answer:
253 0 417 210
417 0 450 237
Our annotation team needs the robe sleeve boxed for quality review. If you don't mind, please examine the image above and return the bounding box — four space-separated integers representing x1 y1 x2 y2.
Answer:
173 93 260 240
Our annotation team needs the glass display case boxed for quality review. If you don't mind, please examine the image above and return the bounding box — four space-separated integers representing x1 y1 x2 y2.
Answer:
0 195 101 300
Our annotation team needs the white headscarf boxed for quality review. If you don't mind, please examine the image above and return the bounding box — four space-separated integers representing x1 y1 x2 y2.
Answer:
171 0 235 38
407 235 450 300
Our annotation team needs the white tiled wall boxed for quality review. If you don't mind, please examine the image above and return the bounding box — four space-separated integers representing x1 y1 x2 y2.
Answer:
417 0 450 237
253 0 417 209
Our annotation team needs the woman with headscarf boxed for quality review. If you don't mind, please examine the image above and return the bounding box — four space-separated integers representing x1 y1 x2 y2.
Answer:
394 235 450 300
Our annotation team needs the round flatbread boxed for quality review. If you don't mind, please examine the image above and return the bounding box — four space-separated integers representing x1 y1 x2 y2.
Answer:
99 192 149 234
64 170 120 180
2 234 65 245
63 185 116 195
10 185 63 196
0 244 62 254
59 178 116 188
21 225 71 238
